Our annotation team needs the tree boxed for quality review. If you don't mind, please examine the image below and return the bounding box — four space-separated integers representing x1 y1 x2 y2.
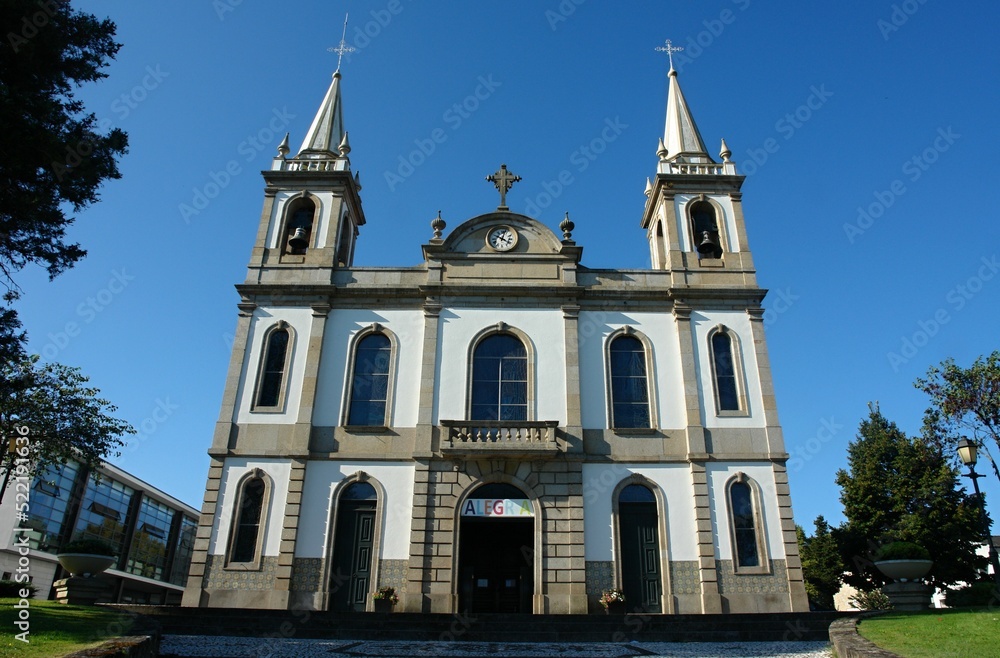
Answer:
0 0 128 357
916 351 1000 481
0 355 133 501
798 516 843 610
834 404 985 591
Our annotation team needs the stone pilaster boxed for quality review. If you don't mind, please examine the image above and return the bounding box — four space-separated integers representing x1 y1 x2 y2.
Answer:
403 460 433 612
673 303 707 455
274 458 307 601
747 308 784 455
562 305 582 440
292 303 330 453
415 299 442 457
773 462 811 611
246 191 278 275
211 302 257 453
690 462 722 613
181 456 225 607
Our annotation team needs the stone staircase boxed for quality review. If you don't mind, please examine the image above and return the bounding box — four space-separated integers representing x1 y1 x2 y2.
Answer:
110 605 844 644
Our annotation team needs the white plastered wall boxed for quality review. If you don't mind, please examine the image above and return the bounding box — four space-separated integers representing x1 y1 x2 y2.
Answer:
690 310 765 429
578 311 686 430
313 309 425 427
209 458 291 556
673 193 739 253
706 462 785 560
294 461 415 560
235 307 315 424
435 308 567 425
581 463 698 562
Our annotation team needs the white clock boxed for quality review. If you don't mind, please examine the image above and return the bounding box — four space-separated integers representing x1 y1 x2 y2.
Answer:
486 225 518 252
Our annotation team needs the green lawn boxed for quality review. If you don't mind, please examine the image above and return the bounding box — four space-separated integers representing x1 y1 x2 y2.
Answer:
858 608 1000 658
0 598 136 658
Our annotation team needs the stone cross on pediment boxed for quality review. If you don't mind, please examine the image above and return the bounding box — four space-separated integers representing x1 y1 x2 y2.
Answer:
486 164 521 211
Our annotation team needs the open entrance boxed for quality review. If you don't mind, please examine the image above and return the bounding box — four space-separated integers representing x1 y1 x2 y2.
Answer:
618 483 662 613
458 483 534 614
329 482 377 612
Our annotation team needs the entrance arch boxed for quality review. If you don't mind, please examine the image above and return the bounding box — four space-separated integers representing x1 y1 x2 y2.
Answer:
612 477 671 613
328 479 380 612
455 481 539 613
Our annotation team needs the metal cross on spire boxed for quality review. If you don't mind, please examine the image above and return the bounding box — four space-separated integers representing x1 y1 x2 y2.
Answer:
486 164 521 211
327 13 355 72
655 38 684 71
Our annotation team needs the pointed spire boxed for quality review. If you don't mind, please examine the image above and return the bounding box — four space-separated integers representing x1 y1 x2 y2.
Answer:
662 66 711 163
297 70 346 158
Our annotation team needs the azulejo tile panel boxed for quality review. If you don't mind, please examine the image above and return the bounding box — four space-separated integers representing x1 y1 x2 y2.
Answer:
378 559 408 592
585 561 613 595
291 558 323 592
668 561 700 596
717 559 789 594
204 555 279 591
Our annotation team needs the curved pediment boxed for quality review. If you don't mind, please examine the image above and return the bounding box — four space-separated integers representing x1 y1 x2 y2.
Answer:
439 212 564 256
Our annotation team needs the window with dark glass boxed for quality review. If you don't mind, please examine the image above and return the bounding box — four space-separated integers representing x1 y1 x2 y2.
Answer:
470 334 527 421
730 482 759 567
126 496 175 581
231 477 265 563
347 333 391 425
72 474 135 557
256 328 289 408
609 336 651 428
169 516 198 585
25 461 80 552
712 332 739 411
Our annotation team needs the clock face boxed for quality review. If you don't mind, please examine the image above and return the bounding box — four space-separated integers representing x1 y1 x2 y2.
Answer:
486 226 518 252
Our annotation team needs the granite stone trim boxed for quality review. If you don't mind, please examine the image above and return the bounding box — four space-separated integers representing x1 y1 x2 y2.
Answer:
669 560 700 596
204 555 279 591
717 559 789 595
291 558 323 592
378 559 407 592
585 561 613 595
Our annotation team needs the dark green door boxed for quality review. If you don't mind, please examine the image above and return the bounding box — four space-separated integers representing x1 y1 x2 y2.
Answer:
330 499 376 612
619 487 662 612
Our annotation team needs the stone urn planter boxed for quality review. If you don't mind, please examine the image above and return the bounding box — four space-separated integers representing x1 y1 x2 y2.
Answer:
874 542 933 611
56 539 117 577
873 559 933 582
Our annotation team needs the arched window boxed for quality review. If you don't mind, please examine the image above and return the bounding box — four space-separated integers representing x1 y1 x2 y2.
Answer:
281 198 316 255
712 331 739 411
347 334 391 426
609 336 651 428
227 473 270 567
726 474 768 573
254 326 290 409
690 200 721 258
471 334 527 421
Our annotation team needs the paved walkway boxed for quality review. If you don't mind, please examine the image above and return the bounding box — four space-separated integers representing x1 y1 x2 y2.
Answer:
161 635 833 658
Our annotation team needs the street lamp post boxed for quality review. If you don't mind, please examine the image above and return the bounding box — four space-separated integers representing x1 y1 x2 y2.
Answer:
958 437 1000 588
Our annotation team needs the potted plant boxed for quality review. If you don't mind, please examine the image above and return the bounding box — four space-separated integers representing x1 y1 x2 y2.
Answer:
873 541 933 582
373 586 399 613
600 588 626 614
57 538 117 578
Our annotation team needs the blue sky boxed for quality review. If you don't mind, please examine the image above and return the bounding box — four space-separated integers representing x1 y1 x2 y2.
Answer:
18 1 1000 533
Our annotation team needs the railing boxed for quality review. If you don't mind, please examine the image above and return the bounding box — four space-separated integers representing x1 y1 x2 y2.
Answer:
657 161 737 176
283 158 343 172
440 420 561 457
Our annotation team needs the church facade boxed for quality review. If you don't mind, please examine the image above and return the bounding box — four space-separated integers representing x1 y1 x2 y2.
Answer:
181 53 810 615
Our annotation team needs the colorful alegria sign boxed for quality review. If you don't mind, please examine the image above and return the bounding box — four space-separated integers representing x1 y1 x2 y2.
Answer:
460 498 533 517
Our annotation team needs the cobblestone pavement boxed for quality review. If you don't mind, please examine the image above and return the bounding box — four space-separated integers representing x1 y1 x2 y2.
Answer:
161 635 833 658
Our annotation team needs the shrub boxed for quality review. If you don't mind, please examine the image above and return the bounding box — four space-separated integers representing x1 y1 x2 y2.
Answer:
0 579 37 598
850 588 892 610
945 582 1000 608
875 541 931 561
58 538 116 556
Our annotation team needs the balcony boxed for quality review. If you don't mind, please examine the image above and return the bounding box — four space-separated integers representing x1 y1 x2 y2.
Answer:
439 420 561 459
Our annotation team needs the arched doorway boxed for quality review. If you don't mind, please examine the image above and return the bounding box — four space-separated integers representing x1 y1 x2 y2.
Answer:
617 483 662 612
329 482 377 612
458 483 534 613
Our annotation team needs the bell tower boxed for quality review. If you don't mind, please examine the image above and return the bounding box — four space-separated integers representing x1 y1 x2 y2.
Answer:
245 65 366 285
641 43 755 288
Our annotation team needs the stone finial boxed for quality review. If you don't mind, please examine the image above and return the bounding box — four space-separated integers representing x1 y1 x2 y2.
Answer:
656 138 669 161
277 133 290 158
720 138 732 163
339 131 352 157
644 177 653 198
353 171 362 192
431 210 446 239
559 212 575 241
